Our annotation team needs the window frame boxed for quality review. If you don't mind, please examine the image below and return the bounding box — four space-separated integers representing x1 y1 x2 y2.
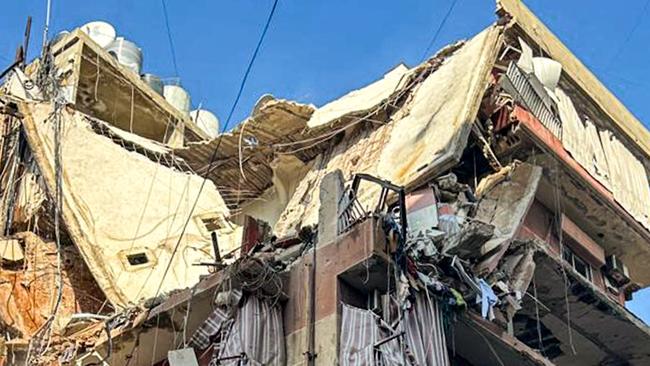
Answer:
562 246 593 282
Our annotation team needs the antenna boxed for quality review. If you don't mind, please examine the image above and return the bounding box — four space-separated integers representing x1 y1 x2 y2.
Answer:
42 0 52 56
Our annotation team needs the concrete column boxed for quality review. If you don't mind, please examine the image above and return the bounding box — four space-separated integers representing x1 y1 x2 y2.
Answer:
317 169 345 247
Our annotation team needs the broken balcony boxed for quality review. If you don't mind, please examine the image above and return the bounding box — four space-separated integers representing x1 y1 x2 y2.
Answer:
514 242 650 365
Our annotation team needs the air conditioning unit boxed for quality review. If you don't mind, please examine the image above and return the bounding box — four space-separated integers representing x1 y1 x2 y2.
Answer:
604 255 631 287
624 282 641 302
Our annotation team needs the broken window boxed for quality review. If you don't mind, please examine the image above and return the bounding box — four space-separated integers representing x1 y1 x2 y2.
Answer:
197 214 225 234
126 252 149 266
562 246 592 282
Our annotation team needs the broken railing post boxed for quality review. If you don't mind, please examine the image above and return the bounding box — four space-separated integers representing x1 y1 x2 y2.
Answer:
211 231 221 264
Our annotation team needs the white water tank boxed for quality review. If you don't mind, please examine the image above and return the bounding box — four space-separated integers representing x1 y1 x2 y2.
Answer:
190 109 220 138
164 85 191 116
141 74 164 95
80 21 116 48
51 30 70 46
106 37 143 75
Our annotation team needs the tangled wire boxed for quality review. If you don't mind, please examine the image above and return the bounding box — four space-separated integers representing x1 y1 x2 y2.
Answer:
220 256 283 307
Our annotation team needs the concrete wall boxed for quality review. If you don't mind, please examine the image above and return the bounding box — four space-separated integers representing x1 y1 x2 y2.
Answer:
283 218 388 365
518 200 625 305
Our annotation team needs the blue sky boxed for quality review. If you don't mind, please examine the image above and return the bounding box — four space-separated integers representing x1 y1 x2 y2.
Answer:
2 1 650 320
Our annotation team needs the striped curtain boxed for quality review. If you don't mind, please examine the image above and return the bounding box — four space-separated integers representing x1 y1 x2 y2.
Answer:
215 296 286 366
403 293 450 366
340 293 449 366
339 304 404 366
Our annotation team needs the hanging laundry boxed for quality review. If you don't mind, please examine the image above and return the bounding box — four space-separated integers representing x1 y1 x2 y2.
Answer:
477 279 498 320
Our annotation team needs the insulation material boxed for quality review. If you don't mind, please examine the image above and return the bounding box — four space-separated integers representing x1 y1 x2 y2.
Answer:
600 130 650 230
378 27 501 186
556 87 610 189
20 102 242 307
307 64 410 129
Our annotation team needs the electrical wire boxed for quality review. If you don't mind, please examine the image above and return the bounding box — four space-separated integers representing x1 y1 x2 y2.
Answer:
419 0 459 62
150 0 280 300
23 45 67 364
605 0 650 69
160 0 180 77
48 96 65 329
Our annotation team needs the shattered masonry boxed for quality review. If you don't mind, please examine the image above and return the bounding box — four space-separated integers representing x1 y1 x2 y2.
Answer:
1 0 650 365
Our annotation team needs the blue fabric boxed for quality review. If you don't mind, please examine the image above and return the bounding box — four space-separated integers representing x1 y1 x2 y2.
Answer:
476 279 498 320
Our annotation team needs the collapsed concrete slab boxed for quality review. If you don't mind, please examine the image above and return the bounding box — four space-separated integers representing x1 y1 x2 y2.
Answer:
2 1 650 365
19 102 242 308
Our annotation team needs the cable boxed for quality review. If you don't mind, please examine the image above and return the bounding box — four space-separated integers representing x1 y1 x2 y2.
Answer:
223 0 279 133
532 276 544 355
419 0 459 62
161 0 180 77
605 0 650 69
24 46 67 364
151 0 280 299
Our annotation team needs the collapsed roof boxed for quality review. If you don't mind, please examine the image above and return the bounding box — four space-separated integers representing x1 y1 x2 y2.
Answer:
17 101 242 308
2 1 650 364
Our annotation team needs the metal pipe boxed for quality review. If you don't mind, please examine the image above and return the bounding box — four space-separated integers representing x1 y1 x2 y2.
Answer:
305 238 317 365
374 331 405 348
42 0 52 56
22 16 32 70
211 231 222 263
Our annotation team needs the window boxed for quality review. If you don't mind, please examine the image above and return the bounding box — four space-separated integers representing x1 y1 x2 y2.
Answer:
562 246 592 282
199 215 224 233
126 252 149 266
603 276 620 296
119 248 156 270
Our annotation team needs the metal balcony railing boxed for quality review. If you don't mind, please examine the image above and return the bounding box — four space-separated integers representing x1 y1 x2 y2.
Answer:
500 62 562 139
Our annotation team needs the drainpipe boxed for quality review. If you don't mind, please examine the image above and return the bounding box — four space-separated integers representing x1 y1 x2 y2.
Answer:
306 238 317 366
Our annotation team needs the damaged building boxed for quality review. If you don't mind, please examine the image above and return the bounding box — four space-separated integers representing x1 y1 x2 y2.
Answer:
1 0 650 365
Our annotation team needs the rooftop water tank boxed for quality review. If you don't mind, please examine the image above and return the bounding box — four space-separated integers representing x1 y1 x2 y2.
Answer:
163 85 190 116
141 74 164 95
190 109 220 138
80 21 116 48
106 37 143 75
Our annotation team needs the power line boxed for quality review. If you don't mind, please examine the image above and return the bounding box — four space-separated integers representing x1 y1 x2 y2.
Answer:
152 0 280 298
222 0 279 130
161 0 180 77
419 0 459 62
605 0 650 68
